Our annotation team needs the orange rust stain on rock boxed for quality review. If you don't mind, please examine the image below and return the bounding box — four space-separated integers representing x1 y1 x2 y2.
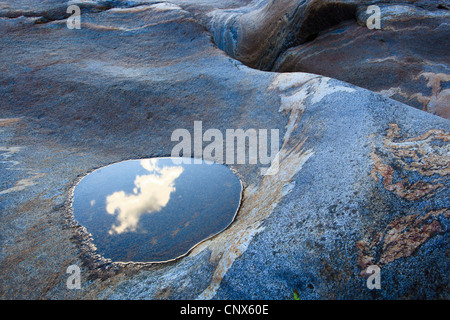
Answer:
411 72 450 117
357 209 448 274
155 286 172 300
370 124 449 201
385 124 450 175
0 118 21 127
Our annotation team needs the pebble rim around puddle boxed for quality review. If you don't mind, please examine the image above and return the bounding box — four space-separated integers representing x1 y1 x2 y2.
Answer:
71 157 243 263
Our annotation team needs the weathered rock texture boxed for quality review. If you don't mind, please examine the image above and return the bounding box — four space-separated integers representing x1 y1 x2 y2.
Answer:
273 4 450 118
206 0 450 118
0 0 449 300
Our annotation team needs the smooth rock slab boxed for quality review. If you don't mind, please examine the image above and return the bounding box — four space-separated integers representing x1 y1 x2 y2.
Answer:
273 4 450 118
206 0 450 117
0 0 448 300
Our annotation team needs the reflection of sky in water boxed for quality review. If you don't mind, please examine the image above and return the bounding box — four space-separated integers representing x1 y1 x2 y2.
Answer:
72 158 242 262
106 159 184 235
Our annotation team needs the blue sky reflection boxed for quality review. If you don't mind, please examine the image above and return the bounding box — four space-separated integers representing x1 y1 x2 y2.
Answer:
72 158 242 262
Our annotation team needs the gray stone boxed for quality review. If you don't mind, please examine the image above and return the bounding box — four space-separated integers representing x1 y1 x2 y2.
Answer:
205 0 450 117
0 0 448 300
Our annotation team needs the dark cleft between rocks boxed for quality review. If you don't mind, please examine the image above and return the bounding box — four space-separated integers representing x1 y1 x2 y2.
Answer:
288 3 356 48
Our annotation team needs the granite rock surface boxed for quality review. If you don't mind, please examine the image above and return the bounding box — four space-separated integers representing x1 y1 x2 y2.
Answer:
273 3 450 118
205 0 450 117
0 0 449 300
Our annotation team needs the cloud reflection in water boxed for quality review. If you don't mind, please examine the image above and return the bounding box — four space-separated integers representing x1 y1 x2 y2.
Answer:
72 157 242 262
105 159 183 235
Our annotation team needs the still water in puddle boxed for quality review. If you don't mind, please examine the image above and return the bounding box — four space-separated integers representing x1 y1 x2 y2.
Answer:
72 158 242 263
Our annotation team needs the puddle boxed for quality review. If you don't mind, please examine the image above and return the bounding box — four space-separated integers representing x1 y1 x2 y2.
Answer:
72 157 242 263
